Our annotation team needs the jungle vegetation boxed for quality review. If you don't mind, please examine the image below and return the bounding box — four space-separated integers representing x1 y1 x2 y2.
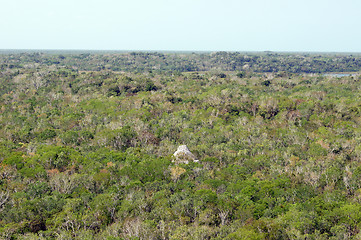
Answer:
1 51 361 239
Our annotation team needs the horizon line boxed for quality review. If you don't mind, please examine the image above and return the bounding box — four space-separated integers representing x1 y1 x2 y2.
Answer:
1 49 361 55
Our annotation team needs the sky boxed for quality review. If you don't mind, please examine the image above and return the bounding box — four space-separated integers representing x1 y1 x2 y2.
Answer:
1 0 361 52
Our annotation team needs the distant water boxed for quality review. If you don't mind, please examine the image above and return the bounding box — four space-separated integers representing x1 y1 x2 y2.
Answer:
324 73 357 77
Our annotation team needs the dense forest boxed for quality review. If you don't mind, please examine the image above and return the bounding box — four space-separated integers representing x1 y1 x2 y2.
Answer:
1 51 361 73
1 51 361 239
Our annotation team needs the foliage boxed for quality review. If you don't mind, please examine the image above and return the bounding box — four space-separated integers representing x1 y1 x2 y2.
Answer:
1 52 361 239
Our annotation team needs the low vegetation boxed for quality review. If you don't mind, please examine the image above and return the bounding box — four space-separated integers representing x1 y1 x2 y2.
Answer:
1 51 361 239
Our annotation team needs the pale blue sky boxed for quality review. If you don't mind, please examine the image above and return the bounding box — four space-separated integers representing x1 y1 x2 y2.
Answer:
1 0 360 52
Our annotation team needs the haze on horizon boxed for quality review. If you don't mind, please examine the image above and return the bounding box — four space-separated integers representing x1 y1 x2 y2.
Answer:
1 0 361 52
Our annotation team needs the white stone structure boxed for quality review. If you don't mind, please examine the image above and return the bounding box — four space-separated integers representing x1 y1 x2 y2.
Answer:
173 145 198 164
